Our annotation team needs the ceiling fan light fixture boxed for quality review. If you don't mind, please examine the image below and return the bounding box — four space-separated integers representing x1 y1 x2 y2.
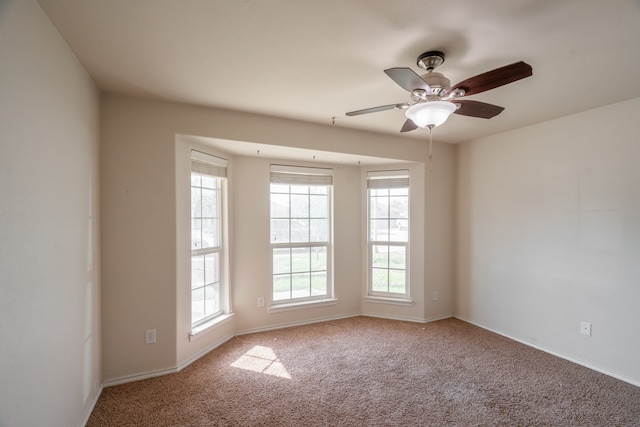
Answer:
405 101 457 128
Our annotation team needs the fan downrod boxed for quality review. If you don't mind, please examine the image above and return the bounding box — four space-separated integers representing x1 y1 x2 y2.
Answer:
417 51 445 71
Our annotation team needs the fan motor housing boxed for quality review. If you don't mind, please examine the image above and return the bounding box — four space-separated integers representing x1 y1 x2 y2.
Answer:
421 72 450 96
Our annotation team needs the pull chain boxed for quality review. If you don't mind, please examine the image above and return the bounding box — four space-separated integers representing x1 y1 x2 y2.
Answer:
427 125 434 172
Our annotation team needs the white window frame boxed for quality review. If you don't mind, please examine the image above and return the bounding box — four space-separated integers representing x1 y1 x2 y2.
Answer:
367 170 410 299
269 165 334 309
190 150 227 329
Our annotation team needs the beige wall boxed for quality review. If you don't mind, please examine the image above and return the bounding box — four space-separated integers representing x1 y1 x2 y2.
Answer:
101 93 456 382
455 97 640 384
425 142 457 320
0 1 102 425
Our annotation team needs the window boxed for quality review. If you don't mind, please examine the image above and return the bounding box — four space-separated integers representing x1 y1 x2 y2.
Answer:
270 165 332 304
367 170 409 297
191 151 227 328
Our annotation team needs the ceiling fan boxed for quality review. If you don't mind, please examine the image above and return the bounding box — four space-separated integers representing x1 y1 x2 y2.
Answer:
346 51 533 132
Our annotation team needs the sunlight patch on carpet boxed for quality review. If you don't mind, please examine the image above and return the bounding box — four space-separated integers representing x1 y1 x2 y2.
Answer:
230 345 291 379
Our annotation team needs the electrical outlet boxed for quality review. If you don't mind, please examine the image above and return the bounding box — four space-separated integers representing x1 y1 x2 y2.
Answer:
580 321 591 337
433 291 438 301
257 297 265 307
145 329 156 344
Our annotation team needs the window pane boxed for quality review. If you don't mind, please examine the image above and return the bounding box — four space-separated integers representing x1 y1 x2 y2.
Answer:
271 219 290 243
311 272 327 296
192 219 202 249
192 287 205 323
389 269 406 294
273 275 291 301
204 283 220 315
310 247 327 271
310 186 327 195
291 219 309 243
389 225 408 242
309 195 327 218
290 185 309 194
290 194 309 218
370 219 389 242
310 219 327 242
371 268 388 292
370 196 388 219
202 218 218 248
201 175 217 189
271 193 289 218
390 196 407 218
191 255 204 289
291 247 310 273
372 245 389 268
371 188 388 196
202 188 217 217
191 187 202 217
204 252 219 285
390 188 408 196
389 247 406 269
394 218 409 232
273 248 291 275
271 184 289 193
292 273 310 298
191 174 201 186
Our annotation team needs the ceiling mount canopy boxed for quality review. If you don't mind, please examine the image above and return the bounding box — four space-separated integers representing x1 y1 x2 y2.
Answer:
416 51 445 71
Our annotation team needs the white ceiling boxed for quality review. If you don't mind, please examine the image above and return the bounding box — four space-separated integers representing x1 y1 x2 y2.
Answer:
37 0 640 144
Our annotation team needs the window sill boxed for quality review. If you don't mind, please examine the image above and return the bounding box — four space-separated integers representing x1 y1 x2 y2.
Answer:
268 298 338 313
189 313 234 341
363 296 413 307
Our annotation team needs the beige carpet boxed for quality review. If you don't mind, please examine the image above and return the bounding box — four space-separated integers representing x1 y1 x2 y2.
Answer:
88 317 640 426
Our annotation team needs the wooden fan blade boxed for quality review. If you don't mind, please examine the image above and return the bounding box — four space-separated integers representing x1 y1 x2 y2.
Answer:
400 119 418 133
449 61 532 96
384 68 430 92
454 100 505 119
346 104 398 116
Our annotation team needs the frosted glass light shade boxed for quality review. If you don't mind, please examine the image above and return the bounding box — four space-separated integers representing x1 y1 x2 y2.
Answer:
405 101 457 128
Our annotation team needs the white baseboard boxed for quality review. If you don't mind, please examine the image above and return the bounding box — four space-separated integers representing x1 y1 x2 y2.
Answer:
361 312 453 324
103 366 178 388
235 312 361 336
176 333 235 372
454 315 640 388
79 383 104 427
